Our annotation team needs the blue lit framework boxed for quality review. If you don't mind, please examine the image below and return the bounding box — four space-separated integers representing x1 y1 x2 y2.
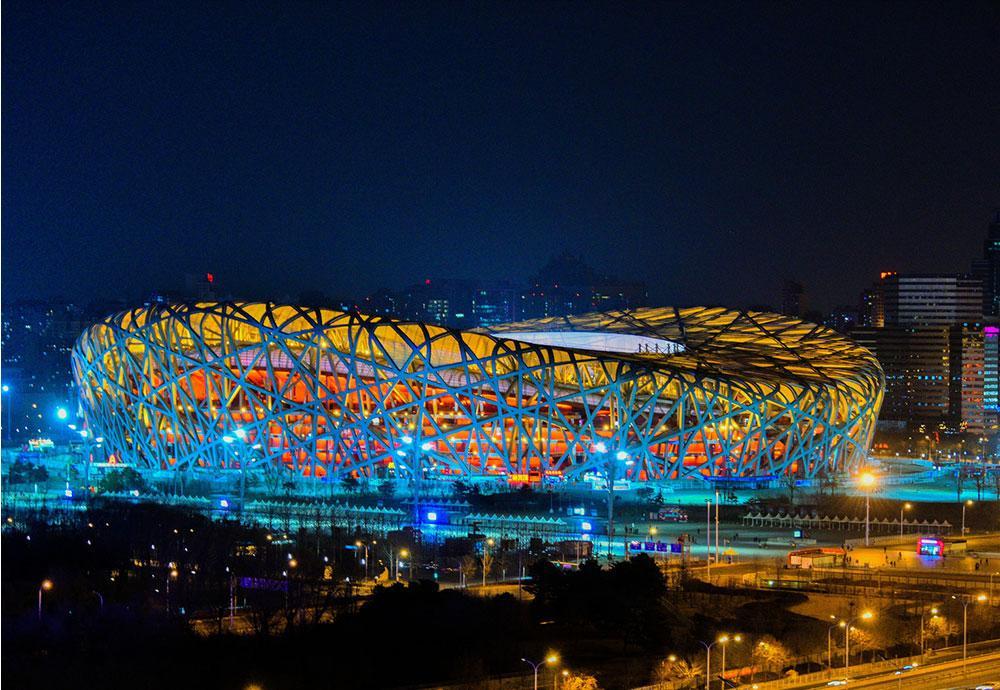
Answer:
71 303 883 483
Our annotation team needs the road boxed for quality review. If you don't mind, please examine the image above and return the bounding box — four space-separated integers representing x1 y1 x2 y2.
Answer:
792 651 1000 689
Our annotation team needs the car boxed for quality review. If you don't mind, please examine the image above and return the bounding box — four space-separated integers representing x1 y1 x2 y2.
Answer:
973 683 1000 690
827 680 849 686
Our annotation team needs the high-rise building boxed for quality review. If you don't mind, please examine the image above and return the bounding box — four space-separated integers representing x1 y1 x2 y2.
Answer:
781 280 805 318
519 254 646 320
984 325 1000 415
364 279 518 329
874 272 982 327
981 211 1000 317
949 322 996 433
1 300 87 439
851 325 951 425
824 305 861 333
853 271 987 430
470 285 516 327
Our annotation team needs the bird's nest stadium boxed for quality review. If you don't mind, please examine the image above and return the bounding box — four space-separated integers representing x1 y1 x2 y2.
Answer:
71 303 883 486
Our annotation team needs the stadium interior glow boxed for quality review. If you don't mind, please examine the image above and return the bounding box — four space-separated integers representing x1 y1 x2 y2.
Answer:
72 303 883 484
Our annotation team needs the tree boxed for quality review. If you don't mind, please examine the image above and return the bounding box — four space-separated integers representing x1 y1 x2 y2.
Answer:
7 460 48 485
561 673 600 690
753 635 791 674
782 471 797 506
98 467 147 494
481 548 495 585
527 555 674 650
653 657 702 688
926 614 959 648
460 555 478 587
817 469 840 497
451 480 479 501
378 479 396 502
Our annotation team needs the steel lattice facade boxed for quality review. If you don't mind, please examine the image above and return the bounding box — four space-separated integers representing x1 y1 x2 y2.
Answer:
71 303 883 483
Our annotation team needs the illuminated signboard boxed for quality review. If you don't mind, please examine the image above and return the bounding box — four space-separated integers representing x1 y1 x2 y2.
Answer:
917 537 944 557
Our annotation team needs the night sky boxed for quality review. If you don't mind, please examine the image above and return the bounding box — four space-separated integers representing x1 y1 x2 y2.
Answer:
3 2 999 311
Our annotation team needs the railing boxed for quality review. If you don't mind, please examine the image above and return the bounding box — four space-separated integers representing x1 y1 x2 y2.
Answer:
632 640 1000 690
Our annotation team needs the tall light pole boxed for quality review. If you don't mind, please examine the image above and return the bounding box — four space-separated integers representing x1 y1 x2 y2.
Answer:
990 572 999 603
919 607 938 655
826 616 840 669
483 538 494 588
860 472 876 546
962 499 974 536
224 428 264 511
356 540 369 579
699 634 737 690
719 634 741 686
397 548 409 581
958 593 987 671
2 384 12 442
900 502 912 538
398 434 428 531
521 655 558 690
844 610 874 678
37 579 53 622
598 443 626 562
166 568 178 614
705 496 712 580
714 489 720 564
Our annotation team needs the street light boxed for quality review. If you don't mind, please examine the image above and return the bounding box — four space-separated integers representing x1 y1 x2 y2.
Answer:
826 615 840 669
844 610 874 678
521 654 558 690
720 634 741 686
167 568 178 613
397 548 409 581
356 540 370 579
37 579 53 622
483 538 495 587
962 500 974 536
956 593 988 669
224 427 265 511
2 384 11 442
900 502 912 538
919 607 939 655
705 496 713 580
699 633 739 690
859 472 876 546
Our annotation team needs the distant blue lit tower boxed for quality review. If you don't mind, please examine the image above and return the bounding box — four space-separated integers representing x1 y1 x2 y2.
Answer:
982 210 1000 317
